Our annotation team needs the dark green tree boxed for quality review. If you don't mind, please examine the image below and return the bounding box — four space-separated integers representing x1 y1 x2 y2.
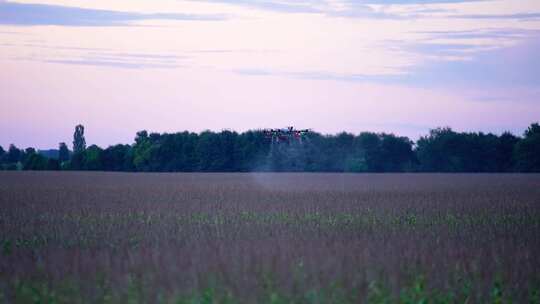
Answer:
495 132 519 172
235 130 270 171
0 145 5 164
514 123 540 172
23 152 48 170
73 125 86 153
23 148 36 164
133 130 155 171
101 144 133 171
58 142 70 163
197 131 228 171
416 128 511 172
83 145 103 171
46 158 61 170
7 144 22 164
17 124 539 173
326 132 354 171
156 132 199 172
379 134 415 172
353 132 382 172
69 152 84 170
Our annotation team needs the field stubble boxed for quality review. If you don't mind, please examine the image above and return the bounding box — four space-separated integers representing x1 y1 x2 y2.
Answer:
0 172 539 303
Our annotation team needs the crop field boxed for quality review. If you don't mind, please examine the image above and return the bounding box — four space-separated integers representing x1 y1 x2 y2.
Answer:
0 172 539 303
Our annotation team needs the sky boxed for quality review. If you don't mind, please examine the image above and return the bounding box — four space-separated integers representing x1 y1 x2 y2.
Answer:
1 0 539 149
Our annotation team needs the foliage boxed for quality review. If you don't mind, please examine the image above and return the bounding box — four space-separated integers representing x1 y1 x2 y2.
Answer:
514 123 540 172
101 144 134 171
415 127 521 172
7 144 22 163
2 122 540 172
22 151 48 170
73 124 86 153
59 142 70 163
0 145 5 162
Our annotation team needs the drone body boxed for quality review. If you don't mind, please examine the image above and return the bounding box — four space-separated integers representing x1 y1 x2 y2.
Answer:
263 126 310 144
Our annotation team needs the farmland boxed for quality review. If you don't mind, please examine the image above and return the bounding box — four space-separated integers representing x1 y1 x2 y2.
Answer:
1 172 539 303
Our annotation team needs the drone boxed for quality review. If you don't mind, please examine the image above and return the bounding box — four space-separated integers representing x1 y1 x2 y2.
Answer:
263 126 311 143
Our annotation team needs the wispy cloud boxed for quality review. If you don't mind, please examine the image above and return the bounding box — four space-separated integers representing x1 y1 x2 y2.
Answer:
1 0 510 26
186 0 404 19
0 30 24 34
395 36 540 88
183 0 540 22
8 43 188 69
406 37 540 88
234 35 540 89
234 68 404 82
0 1 227 26
189 0 484 19
407 42 494 58
189 0 325 14
2 39 283 70
415 28 540 40
40 59 183 69
448 12 540 20
352 0 485 3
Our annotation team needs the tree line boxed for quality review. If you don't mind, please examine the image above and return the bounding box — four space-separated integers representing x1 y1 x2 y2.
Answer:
1 123 539 172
